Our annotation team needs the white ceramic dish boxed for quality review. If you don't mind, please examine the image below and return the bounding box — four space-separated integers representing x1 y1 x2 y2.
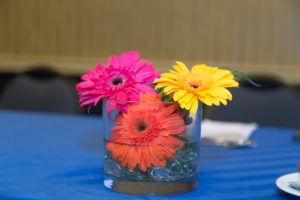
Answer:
276 172 300 197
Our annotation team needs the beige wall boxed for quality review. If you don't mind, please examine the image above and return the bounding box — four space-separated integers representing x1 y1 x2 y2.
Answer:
0 0 299 83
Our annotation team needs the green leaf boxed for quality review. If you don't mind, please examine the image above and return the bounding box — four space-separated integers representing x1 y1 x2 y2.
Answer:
154 87 174 102
223 67 261 87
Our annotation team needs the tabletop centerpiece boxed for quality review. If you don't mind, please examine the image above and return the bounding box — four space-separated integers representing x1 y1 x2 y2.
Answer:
76 51 239 195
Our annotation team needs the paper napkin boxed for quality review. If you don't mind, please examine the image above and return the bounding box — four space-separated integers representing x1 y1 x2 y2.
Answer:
201 119 258 147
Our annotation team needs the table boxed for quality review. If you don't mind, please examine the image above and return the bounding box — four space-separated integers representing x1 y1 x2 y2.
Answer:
0 110 299 200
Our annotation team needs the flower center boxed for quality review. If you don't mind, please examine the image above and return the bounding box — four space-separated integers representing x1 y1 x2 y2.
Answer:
111 76 124 86
136 121 148 133
189 82 201 89
129 116 161 145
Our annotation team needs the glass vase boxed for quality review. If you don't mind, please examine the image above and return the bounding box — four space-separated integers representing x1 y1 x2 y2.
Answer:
103 99 202 195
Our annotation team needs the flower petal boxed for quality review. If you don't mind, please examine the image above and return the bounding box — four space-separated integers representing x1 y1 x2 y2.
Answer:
174 61 189 73
119 51 140 67
108 55 120 67
135 84 156 94
190 96 199 114
173 90 187 101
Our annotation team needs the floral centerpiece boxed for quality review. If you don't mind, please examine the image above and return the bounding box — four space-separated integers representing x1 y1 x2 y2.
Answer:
76 51 239 195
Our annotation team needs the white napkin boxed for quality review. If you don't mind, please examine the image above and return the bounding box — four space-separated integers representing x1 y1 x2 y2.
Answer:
201 119 258 147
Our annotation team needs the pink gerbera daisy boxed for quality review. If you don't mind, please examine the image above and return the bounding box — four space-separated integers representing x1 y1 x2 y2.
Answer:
76 51 160 111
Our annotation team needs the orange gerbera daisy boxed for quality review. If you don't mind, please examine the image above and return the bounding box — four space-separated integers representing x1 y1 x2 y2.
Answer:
106 93 185 172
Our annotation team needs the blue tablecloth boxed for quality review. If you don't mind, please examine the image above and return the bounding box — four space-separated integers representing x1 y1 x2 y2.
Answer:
0 110 299 200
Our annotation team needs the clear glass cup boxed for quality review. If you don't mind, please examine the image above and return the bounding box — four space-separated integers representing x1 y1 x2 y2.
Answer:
103 99 202 195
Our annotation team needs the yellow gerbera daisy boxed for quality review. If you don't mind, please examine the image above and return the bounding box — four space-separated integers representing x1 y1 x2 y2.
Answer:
155 61 239 114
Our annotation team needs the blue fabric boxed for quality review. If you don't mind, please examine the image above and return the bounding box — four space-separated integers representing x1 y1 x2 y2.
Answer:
0 110 299 200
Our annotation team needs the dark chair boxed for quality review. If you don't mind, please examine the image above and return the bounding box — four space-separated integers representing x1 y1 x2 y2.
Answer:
0 67 77 114
206 75 300 128
291 85 300 101
0 72 16 96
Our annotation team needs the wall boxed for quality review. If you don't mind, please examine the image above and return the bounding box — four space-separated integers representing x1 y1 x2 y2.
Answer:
0 0 299 83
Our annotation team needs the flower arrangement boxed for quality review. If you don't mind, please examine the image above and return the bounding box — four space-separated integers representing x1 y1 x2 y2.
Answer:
76 50 240 194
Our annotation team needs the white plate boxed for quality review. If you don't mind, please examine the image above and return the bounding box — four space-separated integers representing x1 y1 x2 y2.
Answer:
276 172 300 197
